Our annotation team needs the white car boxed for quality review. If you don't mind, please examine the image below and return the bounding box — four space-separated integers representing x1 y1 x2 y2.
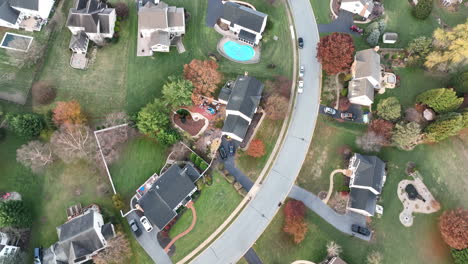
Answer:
298 80 304 93
299 65 305 77
140 216 153 232
323 107 337 115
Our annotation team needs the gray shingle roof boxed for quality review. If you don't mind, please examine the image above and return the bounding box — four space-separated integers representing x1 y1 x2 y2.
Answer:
349 188 377 216
352 154 385 193
138 3 168 30
9 0 39 11
206 0 224 27
354 48 381 81
67 0 112 34
0 0 20 25
101 223 115 241
239 29 256 43
226 75 264 119
348 79 374 102
149 30 170 47
167 6 184 27
221 2 267 33
222 114 250 141
69 31 89 51
98 11 113 34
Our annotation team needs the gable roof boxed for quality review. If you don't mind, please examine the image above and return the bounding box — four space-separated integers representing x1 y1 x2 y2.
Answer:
0 0 20 24
206 0 224 27
222 114 250 140
226 75 264 119
138 164 201 230
138 4 168 29
351 153 386 193
349 188 377 216
69 30 89 51
239 29 256 42
9 0 39 11
221 2 267 33
66 0 112 34
348 78 374 103
354 48 381 81
167 6 184 27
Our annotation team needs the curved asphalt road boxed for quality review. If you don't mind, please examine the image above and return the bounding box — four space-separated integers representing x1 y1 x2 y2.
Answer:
190 0 321 262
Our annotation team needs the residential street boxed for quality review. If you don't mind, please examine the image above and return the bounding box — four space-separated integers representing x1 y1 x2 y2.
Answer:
190 0 321 262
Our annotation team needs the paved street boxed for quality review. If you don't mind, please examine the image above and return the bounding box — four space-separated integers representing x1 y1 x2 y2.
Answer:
125 211 173 264
288 185 371 241
190 0 321 262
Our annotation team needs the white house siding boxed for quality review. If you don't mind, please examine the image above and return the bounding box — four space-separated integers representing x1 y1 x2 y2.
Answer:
0 19 20 29
347 207 372 217
349 95 373 106
151 44 170 52
225 110 252 123
340 2 371 18
221 131 244 142
219 17 264 45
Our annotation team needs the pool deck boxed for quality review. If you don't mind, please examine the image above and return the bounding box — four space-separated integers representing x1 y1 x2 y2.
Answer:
217 37 260 64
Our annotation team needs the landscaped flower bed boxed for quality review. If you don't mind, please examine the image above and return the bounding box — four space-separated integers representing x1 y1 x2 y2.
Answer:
173 109 207 136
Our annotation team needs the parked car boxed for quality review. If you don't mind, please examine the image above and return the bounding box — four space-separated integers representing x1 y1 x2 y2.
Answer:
129 219 142 237
323 107 337 116
351 224 371 236
340 112 355 121
299 65 305 77
218 145 227 160
350 25 364 35
298 80 304 94
34 247 42 264
140 216 153 232
228 142 235 156
298 37 304 48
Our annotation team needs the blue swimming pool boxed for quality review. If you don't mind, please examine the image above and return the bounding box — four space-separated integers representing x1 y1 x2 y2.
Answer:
223 41 255 61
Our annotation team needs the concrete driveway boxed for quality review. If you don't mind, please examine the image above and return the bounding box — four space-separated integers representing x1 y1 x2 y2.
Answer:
125 211 172 264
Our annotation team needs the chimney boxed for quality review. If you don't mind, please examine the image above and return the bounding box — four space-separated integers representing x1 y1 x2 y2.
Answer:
244 71 248 76
374 46 380 52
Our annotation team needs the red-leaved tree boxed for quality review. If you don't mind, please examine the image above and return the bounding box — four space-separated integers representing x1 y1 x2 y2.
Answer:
283 200 308 244
53 100 87 126
246 139 265 158
439 208 468 250
317 33 355 75
183 60 223 105
368 119 394 143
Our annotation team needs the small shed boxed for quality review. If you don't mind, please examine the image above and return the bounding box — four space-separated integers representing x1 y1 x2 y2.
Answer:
423 109 436 121
382 33 398 44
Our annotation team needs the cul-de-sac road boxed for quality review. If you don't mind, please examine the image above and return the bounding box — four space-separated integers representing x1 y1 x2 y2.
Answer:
190 0 321 262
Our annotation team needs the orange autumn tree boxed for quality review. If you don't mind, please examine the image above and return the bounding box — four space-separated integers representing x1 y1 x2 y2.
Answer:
283 199 308 244
246 139 265 158
439 208 468 250
183 59 223 105
53 100 87 126
316 33 355 75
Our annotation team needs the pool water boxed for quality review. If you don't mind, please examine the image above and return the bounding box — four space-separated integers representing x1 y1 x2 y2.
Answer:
223 41 255 61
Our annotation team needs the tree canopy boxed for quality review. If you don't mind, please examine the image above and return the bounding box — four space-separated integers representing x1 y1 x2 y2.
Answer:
439 208 468 250
376 97 401 121
407 36 432 57
183 60 223 104
416 88 463 113
246 139 266 158
425 112 465 142
162 76 194 108
136 99 170 137
53 100 87 126
391 121 422 151
283 200 308 244
263 94 289 120
316 33 355 75
0 200 32 228
412 0 433 19
6 113 44 139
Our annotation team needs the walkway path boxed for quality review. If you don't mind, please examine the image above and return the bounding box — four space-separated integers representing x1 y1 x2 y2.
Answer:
323 169 347 204
288 185 371 241
164 202 197 252
188 0 322 262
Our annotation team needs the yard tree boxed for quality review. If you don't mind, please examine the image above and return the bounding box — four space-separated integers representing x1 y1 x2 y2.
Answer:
368 119 394 142
183 59 223 104
283 200 308 244
95 125 130 164
162 76 194 108
425 21 468 71
425 112 464 142
5 113 44 139
136 99 170 137
265 76 292 99
356 131 386 152
0 200 32 228
452 248 468 264
452 71 468 93
338 96 351 111
391 121 422 151
407 36 432 57
326 241 342 257
115 2 129 18
263 94 289 120
6 39 43 69
112 194 125 210
246 139 266 158
376 97 401 121
16 141 54 173
50 125 97 163
93 232 132 264
412 0 433 19
316 33 355 75
416 88 463 113
103 112 129 127
155 128 180 146
439 208 468 250
366 251 383 264
31 81 56 105
366 30 381 47
53 100 87 126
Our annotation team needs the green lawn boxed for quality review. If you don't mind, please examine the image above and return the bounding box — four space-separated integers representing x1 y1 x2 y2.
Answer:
169 172 242 262
310 0 332 24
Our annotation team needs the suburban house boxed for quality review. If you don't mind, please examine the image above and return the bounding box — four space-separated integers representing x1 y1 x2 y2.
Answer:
219 73 264 142
0 231 19 257
348 48 382 106
340 0 374 18
66 0 116 54
42 206 115 264
206 0 267 46
347 153 386 217
137 0 185 57
137 163 202 230
0 0 54 31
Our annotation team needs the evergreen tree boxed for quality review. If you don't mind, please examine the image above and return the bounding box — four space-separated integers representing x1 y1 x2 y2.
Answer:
416 88 463 113
425 112 464 142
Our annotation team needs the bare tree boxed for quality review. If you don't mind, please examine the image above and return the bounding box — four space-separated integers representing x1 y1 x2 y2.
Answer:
50 125 97 163
16 141 54 172
103 112 129 127
6 39 43 69
367 251 383 264
93 232 132 264
95 126 131 164
326 241 342 257
356 131 386 152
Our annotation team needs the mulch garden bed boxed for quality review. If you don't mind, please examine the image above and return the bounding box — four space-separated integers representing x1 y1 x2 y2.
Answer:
174 114 206 136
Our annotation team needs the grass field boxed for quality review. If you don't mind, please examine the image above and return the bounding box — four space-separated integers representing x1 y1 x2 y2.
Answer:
169 172 242 262
310 0 332 24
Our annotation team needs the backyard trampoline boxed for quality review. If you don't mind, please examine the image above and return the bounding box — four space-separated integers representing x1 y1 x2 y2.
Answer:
0 32 33 52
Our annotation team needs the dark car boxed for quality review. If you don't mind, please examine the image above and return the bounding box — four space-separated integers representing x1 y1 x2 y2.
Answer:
34 247 42 264
228 142 235 156
298 37 304 48
218 145 228 160
129 219 142 237
351 224 371 236
341 112 355 121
